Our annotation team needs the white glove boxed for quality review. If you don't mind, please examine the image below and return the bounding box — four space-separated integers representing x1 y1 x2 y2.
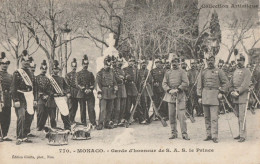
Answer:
198 98 202 104
67 93 71 98
231 91 239 97
169 89 178 95
14 101 21 108
217 93 223 100
97 94 102 99
33 101 37 107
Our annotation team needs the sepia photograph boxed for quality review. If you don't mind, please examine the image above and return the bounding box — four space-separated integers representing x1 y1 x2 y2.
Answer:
0 0 259 163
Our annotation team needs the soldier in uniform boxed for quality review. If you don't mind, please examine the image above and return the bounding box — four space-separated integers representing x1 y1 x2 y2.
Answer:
65 58 79 123
24 57 37 137
47 60 71 130
230 54 251 142
123 57 138 123
162 54 190 140
112 56 127 127
96 56 118 130
11 50 33 145
197 55 229 143
136 58 153 124
76 55 96 126
151 57 165 121
0 52 12 142
161 59 171 120
187 59 200 117
218 59 224 69
35 60 51 130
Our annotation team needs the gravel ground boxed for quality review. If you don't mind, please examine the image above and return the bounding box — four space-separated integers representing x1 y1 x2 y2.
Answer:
0 107 260 164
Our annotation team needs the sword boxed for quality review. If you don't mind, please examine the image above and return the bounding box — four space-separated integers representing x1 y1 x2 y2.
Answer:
223 95 238 116
221 100 233 138
242 91 250 131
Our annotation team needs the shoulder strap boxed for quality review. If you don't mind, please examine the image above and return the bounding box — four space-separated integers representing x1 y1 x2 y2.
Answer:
47 75 63 94
17 69 33 87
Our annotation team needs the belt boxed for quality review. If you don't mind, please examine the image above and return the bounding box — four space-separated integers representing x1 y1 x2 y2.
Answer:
203 87 218 90
17 90 31 93
103 85 113 88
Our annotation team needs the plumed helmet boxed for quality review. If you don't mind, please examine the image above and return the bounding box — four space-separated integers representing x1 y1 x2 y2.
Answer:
53 60 60 70
21 50 30 62
0 52 10 65
71 58 77 67
82 54 89 64
40 60 48 70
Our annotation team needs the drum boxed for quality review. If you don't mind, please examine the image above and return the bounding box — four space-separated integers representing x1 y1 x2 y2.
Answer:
47 130 69 146
71 123 92 140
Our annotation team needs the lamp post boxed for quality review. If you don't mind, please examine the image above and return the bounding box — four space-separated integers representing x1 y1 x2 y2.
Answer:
61 23 71 74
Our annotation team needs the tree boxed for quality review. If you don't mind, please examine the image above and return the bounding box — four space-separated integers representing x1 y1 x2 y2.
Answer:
209 10 221 56
0 0 40 68
9 0 88 72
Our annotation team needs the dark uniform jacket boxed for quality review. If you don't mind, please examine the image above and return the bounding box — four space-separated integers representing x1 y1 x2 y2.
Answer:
76 68 95 99
11 68 34 106
96 68 117 100
65 71 79 98
113 67 127 98
151 67 164 93
47 75 69 108
197 67 229 105
123 66 138 96
231 67 251 104
136 68 153 97
0 71 12 107
34 73 51 105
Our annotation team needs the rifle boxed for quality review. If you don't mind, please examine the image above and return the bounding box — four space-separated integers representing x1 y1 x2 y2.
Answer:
129 69 152 124
146 86 167 127
242 64 256 131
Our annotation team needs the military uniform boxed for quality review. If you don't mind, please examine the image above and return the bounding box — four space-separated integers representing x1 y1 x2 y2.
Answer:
11 68 34 141
136 67 153 122
187 68 199 116
162 66 189 138
112 67 127 124
96 67 117 128
197 66 229 141
25 57 37 136
123 65 138 121
231 66 251 140
76 68 96 125
0 70 12 139
151 65 165 117
47 74 71 130
66 70 79 122
35 71 51 130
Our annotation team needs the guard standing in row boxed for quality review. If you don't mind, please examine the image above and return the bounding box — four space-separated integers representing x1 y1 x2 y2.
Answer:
123 57 138 123
187 59 200 116
11 50 34 145
96 56 118 130
162 54 190 140
66 58 79 123
230 54 251 142
24 57 37 137
136 58 153 124
76 55 96 126
197 55 229 143
47 60 71 130
35 60 51 130
112 56 127 126
0 52 12 142
151 57 165 120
